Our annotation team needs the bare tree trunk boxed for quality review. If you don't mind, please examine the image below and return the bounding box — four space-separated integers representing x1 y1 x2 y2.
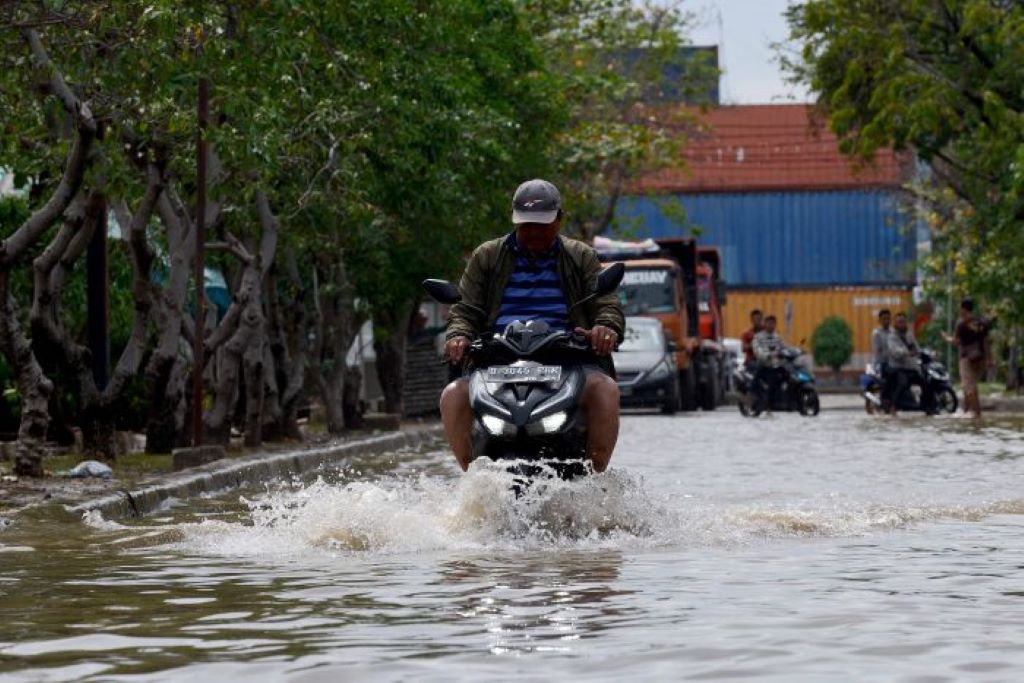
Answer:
30 191 104 454
0 271 53 477
373 302 414 416
242 343 265 447
307 259 363 434
262 255 307 441
205 274 260 445
145 186 195 452
204 190 278 446
0 28 97 475
84 170 165 456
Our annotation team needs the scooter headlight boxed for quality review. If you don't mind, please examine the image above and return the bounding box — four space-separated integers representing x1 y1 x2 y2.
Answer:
481 414 515 436
539 411 567 433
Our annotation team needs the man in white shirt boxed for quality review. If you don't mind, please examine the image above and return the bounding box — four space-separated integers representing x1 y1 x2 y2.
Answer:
752 314 785 409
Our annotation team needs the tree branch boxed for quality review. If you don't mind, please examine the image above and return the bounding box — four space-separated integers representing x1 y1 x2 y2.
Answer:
104 162 166 401
254 189 279 277
209 232 253 264
21 27 97 132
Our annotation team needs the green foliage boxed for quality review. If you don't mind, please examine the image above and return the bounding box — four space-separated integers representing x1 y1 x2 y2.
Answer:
522 0 718 239
784 0 1024 326
811 315 854 372
0 196 29 237
1 0 716 431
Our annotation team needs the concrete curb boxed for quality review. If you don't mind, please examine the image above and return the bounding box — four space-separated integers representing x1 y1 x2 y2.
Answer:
66 425 444 520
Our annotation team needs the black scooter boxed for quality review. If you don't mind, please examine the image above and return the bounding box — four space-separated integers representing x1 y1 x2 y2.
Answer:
861 350 957 415
734 347 820 417
422 263 624 483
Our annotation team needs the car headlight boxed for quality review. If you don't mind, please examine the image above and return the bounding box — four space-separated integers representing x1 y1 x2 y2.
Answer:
539 411 567 433
481 414 515 436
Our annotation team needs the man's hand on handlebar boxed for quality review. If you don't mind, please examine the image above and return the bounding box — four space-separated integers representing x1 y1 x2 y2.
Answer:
445 335 471 364
575 325 618 356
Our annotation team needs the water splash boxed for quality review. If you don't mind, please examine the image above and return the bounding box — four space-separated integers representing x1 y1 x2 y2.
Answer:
167 460 662 558
143 455 1024 560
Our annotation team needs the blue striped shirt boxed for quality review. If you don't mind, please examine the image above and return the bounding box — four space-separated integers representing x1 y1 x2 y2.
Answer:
494 234 568 332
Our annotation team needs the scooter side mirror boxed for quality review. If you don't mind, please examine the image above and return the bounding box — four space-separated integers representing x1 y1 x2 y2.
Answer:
422 279 462 304
596 262 625 296
569 262 627 313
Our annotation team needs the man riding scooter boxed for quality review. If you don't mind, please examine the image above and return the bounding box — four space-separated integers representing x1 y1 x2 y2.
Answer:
887 312 936 415
752 314 786 410
439 179 624 473
741 309 764 371
871 309 894 410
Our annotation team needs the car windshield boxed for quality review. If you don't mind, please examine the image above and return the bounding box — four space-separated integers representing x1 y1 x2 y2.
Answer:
618 323 663 352
618 269 675 314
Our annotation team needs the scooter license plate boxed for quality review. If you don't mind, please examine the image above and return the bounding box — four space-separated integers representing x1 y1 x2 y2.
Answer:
485 365 562 383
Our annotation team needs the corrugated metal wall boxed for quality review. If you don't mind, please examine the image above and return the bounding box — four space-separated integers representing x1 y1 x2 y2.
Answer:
615 190 916 288
724 288 912 369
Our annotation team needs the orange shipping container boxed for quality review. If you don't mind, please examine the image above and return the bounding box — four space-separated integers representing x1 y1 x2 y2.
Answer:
724 288 913 369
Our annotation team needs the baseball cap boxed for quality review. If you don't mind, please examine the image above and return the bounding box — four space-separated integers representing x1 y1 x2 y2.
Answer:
511 179 562 225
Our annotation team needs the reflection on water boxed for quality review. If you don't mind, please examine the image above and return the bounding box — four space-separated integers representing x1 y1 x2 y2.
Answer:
435 552 632 656
2 409 1024 681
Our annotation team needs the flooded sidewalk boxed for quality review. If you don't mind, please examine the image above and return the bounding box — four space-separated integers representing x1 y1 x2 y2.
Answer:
0 424 443 520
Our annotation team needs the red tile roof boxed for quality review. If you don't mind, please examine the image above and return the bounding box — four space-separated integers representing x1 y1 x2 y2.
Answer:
632 104 910 194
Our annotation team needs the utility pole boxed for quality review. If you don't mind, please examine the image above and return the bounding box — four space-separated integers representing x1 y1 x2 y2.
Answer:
192 76 209 446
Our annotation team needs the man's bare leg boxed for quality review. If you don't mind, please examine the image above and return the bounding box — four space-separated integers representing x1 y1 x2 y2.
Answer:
580 372 620 472
439 379 474 470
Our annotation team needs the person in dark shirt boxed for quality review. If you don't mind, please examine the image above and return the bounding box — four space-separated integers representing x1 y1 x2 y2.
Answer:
943 298 992 418
740 309 763 369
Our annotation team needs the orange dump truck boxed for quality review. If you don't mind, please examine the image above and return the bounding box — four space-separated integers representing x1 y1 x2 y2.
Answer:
596 236 729 411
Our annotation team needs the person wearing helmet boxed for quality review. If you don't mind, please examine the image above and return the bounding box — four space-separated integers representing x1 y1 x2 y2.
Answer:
439 179 624 473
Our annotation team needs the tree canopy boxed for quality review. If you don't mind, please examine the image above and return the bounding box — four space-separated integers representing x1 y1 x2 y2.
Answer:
784 0 1024 325
0 0 708 471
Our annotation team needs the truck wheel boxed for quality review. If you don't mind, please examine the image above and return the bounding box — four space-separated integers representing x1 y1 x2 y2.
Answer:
679 366 698 412
699 358 719 411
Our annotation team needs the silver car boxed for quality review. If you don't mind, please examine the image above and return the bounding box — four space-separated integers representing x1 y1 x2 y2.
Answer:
613 317 680 414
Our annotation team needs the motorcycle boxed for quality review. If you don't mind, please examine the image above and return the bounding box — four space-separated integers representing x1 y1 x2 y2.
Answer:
422 263 625 485
861 350 957 415
734 346 820 417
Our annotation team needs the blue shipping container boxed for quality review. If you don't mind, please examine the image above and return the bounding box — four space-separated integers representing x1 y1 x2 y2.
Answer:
614 190 916 288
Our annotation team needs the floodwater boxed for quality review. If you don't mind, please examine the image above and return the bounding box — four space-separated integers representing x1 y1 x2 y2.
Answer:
2 402 1024 682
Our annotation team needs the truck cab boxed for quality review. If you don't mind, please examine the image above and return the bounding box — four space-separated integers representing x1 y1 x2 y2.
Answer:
596 237 729 411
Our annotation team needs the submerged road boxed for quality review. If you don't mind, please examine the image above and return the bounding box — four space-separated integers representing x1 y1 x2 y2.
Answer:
2 398 1024 681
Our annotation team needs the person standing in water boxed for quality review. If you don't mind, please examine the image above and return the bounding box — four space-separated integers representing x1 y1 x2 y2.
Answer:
943 298 993 419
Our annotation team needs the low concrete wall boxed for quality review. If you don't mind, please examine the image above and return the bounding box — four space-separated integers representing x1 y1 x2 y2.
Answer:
67 426 443 520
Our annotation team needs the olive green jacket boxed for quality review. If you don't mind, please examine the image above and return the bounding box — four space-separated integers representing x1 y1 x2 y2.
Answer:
446 233 624 343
